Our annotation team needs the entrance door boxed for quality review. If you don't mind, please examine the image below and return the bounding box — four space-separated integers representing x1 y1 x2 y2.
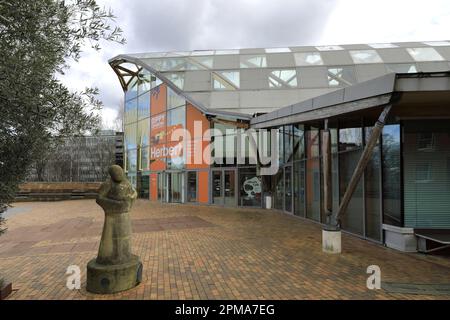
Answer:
159 172 184 203
212 169 237 206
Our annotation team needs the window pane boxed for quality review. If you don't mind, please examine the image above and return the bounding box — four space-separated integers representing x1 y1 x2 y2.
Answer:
365 127 381 241
265 47 291 53
294 160 306 216
406 47 444 61
190 56 213 69
293 124 305 160
328 67 356 86
350 50 383 63
167 87 185 109
164 73 184 89
339 128 363 152
423 41 450 46
213 71 240 90
306 157 321 221
137 119 150 147
125 77 138 101
369 43 398 49
239 168 262 207
137 69 152 94
273 169 284 210
386 63 418 73
316 45 344 51
339 147 364 235
125 123 137 149
240 55 267 68
187 171 197 202
284 125 293 162
138 92 150 119
269 69 297 88
124 98 137 124
403 120 450 228
382 124 402 227
294 52 323 66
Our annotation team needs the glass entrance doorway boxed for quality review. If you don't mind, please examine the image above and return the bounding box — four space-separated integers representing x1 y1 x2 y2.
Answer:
212 169 237 206
158 171 184 203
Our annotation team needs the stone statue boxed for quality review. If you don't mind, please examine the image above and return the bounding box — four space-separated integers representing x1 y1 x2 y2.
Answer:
86 165 142 294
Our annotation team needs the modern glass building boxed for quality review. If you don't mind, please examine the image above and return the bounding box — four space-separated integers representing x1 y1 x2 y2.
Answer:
110 41 450 252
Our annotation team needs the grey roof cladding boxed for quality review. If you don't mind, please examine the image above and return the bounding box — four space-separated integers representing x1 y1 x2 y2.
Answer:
110 41 450 117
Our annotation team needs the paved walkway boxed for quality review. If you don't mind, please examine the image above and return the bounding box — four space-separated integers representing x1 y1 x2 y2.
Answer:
0 200 449 300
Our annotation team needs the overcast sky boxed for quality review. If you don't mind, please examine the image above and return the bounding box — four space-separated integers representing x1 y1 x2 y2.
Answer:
60 0 450 129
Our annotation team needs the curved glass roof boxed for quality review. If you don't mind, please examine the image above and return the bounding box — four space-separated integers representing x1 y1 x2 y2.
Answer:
110 41 450 116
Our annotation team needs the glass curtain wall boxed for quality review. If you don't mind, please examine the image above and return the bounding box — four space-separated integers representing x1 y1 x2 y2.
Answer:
403 120 450 228
338 127 364 235
306 127 321 221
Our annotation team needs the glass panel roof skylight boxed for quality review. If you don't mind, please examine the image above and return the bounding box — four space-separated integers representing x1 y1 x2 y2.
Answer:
406 47 444 61
215 49 239 55
265 47 291 53
349 50 383 63
316 45 344 51
294 52 323 66
191 50 215 56
190 56 213 68
368 43 398 49
240 55 267 68
423 41 450 47
213 71 240 90
269 69 297 88
164 73 184 89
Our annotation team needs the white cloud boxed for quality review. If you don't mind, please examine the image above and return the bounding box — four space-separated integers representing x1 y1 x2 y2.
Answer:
60 0 450 130
320 0 450 45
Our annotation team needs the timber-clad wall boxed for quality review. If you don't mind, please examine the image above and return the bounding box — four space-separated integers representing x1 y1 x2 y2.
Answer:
15 182 101 202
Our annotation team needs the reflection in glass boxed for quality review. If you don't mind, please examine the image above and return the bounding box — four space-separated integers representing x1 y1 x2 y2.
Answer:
164 73 184 89
403 120 450 228
284 125 293 162
306 157 321 221
293 124 305 160
240 55 267 68
167 87 185 109
339 128 363 152
382 124 402 226
224 170 236 207
212 171 222 205
294 52 323 66
273 169 284 210
187 171 197 202
294 160 306 216
213 71 240 90
328 67 356 87
284 166 292 212
269 69 297 88
386 63 418 73
138 93 150 119
349 50 383 64
406 48 444 62
365 127 381 240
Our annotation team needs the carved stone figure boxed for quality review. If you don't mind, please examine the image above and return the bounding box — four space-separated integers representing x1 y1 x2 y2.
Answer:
86 165 142 294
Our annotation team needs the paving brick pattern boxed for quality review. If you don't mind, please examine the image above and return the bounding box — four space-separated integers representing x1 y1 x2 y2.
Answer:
0 200 449 300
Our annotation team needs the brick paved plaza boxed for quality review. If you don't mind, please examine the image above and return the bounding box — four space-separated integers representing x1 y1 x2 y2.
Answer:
1 199 449 300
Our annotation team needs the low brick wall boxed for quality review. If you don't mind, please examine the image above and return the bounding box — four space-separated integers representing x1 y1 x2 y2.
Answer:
16 182 101 202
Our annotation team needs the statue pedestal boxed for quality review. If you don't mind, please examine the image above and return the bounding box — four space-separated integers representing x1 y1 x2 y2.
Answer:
322 228 341 254
87 254 142 294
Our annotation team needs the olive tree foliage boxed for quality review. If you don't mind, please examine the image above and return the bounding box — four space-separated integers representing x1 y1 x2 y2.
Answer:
0 0 125 234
